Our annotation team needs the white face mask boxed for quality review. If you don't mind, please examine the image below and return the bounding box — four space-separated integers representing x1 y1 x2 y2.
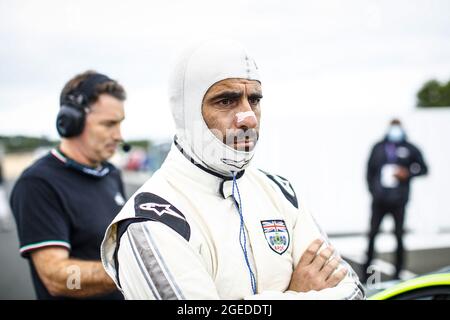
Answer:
168 40 261 176
387 125 405 143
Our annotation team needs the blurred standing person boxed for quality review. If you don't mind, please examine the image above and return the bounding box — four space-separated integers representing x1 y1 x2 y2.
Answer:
10 71 127 299
364 119 428 281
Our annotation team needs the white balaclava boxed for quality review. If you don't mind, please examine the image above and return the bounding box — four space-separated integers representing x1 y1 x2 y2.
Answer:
169 40 261 176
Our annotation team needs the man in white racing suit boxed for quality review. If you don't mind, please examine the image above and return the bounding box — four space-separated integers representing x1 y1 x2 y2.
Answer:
101 40 365 300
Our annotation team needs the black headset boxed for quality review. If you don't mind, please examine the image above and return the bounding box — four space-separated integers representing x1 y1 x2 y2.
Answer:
56 73 112 138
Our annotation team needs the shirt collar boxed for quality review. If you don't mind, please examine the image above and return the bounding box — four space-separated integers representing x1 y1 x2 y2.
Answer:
51 148 112 178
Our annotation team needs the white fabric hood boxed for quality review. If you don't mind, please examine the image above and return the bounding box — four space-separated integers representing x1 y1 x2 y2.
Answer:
168 40 261 176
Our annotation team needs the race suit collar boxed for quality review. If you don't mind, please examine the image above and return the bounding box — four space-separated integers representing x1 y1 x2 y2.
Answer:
169 138 245 198
173 136 245 181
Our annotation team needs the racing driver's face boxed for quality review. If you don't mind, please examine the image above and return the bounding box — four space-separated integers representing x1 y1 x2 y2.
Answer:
202 78 262 152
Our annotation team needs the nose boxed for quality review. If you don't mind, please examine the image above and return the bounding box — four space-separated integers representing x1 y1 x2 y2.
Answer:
235 102 257 129
112 124 123 142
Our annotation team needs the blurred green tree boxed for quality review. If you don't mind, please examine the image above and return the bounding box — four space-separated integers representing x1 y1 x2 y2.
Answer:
0 135 154 154
0 135 56 153
417 79 450 107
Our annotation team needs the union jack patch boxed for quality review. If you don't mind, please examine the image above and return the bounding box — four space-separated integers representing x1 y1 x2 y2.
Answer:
261 220 290 255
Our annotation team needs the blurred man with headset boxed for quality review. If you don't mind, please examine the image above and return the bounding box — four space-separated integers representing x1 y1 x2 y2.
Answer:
10 71 127 299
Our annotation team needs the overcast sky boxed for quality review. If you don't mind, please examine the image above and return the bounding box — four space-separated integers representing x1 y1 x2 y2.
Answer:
1 0 450 140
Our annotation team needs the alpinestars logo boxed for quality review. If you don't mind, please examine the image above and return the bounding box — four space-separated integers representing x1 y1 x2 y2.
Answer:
139 203 185 220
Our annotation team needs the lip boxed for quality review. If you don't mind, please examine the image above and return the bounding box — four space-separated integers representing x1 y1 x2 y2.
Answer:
232 140 255 150
106 144 117 151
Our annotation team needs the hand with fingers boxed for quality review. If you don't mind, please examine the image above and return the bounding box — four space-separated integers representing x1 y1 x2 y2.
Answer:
287 239 348 293
394 166 410 181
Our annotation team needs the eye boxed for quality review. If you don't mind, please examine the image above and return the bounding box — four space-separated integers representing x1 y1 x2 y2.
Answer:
249 97 261 106
103 121 116 128
218 99 234 106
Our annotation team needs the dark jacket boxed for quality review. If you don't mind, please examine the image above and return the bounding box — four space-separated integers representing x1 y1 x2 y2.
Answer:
367 137 428 206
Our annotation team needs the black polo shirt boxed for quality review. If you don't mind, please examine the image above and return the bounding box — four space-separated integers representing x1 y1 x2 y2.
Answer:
10 149 125 300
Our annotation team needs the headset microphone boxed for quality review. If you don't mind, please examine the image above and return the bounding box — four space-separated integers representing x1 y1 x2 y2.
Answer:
121 143 131 153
